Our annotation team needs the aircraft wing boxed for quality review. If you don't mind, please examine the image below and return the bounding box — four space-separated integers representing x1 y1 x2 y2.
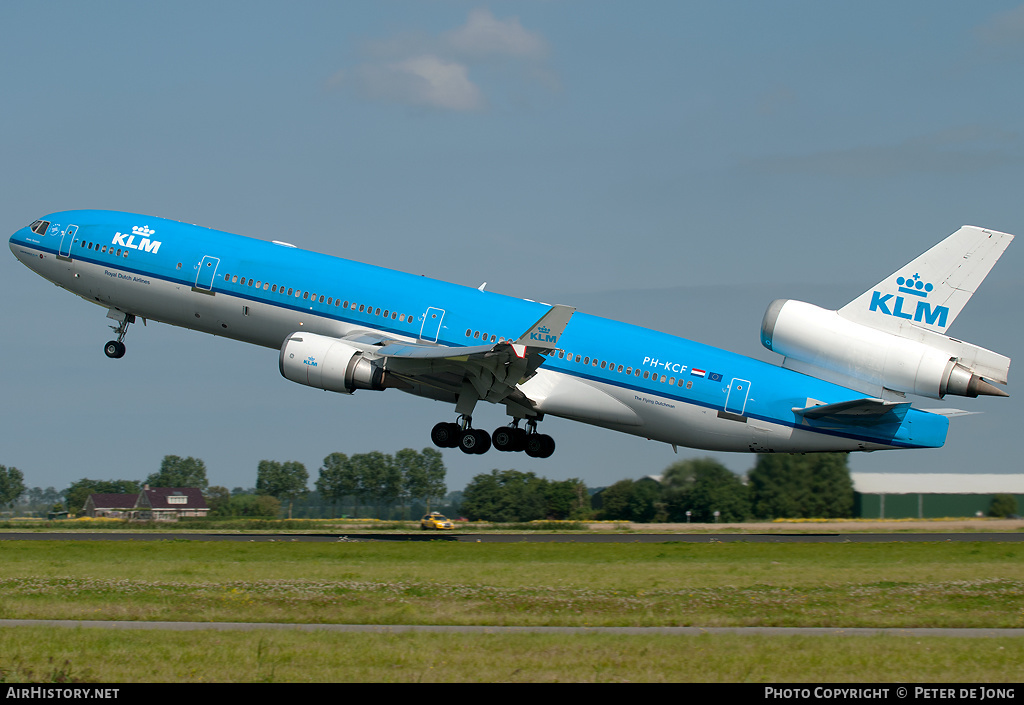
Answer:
363 304 576 415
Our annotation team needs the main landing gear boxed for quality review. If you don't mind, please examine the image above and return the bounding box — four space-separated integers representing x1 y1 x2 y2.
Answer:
104 311 135 359
430 417 555 458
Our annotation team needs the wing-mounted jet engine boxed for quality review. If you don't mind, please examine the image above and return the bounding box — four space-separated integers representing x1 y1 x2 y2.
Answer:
760 225 1012 400
280 333 387 394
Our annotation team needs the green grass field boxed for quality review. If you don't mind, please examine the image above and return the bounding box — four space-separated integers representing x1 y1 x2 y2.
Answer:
0 539 1021 682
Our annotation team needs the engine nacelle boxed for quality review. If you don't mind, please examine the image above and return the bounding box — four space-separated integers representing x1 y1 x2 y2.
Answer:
761 300 1004 399
279 332 386 394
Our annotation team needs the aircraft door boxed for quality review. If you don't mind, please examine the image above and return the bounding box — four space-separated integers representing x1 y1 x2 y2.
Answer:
419 307 445 343
58 225 78 258
194 256 220 291
725 378 751 416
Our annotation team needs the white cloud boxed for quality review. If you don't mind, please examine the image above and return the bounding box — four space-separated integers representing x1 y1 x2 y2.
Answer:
443 8 549 61
332 8 554 112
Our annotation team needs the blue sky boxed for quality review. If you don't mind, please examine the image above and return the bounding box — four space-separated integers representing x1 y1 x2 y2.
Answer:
2 2 1022 495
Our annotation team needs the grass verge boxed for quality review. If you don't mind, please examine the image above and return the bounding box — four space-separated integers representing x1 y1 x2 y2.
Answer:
0 540 1021 628
0 628 1020 683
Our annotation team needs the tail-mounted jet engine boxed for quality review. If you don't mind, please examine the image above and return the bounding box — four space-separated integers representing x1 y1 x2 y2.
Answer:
760 300 1009 400
279 332 386 394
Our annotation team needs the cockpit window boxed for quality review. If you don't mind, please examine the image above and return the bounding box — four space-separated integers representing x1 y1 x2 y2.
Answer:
29 220 50 235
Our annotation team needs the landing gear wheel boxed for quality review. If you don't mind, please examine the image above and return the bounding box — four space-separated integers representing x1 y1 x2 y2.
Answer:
524 433 555 459
491 427 517 452
430 422 461 448
459 428 491 455
104 341 126 359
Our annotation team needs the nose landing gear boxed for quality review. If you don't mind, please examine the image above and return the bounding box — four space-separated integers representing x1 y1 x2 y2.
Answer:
104 311 135 359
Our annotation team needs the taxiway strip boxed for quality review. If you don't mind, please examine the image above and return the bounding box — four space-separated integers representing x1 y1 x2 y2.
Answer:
1 619 1022 637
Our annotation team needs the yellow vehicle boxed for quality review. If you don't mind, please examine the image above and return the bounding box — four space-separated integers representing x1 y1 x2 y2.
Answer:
420 512 455 530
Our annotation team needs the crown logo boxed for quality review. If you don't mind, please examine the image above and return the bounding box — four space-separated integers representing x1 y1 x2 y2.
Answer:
132 225 155 236
896 273 933 298
538 326 551 335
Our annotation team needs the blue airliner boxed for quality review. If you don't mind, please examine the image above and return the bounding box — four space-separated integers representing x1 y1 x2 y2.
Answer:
9 211 1013 458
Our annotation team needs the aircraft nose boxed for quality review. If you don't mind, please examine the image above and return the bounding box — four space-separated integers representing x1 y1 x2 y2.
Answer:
10 225 37 265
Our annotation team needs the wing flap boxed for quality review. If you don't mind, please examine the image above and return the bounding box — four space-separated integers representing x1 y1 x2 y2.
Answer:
371 304 577 412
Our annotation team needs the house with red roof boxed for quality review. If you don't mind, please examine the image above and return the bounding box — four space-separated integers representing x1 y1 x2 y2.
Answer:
83 486 208 521
82 493 139 519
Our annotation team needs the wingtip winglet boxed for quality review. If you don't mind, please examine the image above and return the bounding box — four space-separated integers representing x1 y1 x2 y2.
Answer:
515 304 576 350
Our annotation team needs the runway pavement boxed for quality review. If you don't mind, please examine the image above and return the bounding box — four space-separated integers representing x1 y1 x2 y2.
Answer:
0 531 1022 542
1 619 1022 637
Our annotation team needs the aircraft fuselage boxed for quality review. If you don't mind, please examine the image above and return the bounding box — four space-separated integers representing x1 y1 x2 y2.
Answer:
9 210 951 455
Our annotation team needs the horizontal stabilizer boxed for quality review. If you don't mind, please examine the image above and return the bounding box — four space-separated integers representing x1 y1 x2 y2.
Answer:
793 398 911 426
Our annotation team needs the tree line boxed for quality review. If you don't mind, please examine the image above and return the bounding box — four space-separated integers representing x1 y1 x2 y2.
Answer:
1 449 448 520
2 452 853 522
452 454 854 523
591 454 854 522
8 450 1016 522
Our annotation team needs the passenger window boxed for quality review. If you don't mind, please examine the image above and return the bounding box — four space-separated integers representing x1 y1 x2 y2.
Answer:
319 295 325 303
